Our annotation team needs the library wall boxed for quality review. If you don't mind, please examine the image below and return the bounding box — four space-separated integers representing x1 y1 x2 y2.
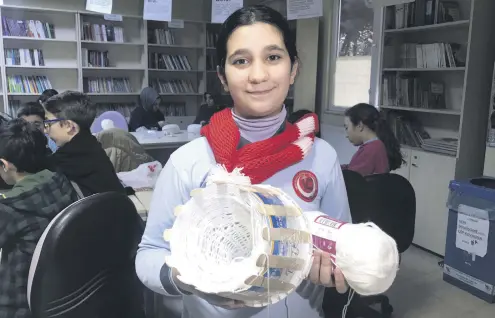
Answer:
0 0 209 120
0 0 319 120
1 0 205 20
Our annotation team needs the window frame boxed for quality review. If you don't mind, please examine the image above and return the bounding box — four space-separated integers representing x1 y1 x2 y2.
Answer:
324 0 384 113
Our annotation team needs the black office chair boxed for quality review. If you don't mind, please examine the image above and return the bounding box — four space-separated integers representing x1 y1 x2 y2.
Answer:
341 169 373 223
353 173 416 318
324 169 375 318
27 192 146 318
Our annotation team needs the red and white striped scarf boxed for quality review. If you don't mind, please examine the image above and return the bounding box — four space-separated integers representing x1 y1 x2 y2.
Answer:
201 108 319 184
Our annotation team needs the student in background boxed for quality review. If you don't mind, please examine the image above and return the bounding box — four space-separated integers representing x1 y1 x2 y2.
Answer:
193 92 223 125
44 91 125 197
287 109 321 138
37 88 59 105
0 119 78 318
128 87 165 132
342 103 403 176
17 102 58 152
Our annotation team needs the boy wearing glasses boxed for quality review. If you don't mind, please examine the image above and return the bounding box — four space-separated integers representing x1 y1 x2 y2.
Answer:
17 102 58 152
0 119 78 318
44 91 125 197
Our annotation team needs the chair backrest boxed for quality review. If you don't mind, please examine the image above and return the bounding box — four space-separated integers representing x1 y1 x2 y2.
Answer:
342 169 373 223
364 173 416 253
28 192 145 318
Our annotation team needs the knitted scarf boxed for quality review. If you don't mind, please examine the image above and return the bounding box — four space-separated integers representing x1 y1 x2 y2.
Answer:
201 108 319 184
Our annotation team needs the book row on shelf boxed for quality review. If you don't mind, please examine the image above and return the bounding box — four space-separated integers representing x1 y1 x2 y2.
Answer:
5 48 45 67
94 102 186 118
148 28 176 45
7 75 52 94
149 53 192 71
5 76 203 95
161 103 186 117
4 73 202 95
206 29 219 48
2 17 56 39
6 101 188 118
391 43 465 69
386 111 458 156
83 77 133 94
382 73 446 109
82 49 109 68
386 0 462 30
150 79 195 94
82 23 124 43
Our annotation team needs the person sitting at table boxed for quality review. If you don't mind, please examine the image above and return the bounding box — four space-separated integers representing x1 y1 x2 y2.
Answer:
17 102 58 152
128 87 165 132
44 91 125 197
96 127 154 173
193 92 225 125
341 103 403 176
0 119 79 318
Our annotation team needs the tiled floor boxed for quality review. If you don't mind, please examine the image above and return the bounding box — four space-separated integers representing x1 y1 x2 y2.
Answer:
385 246 495 317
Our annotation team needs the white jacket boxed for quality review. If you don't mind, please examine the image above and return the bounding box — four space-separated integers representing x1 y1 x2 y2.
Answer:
136 136 351 318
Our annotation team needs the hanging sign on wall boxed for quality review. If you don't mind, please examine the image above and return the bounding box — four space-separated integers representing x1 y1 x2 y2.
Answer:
104 14 123 21
168 19 185 28
144 0 172 22
287 0 323 21
86 0 113 14
211 0 243 24
374 0 415 7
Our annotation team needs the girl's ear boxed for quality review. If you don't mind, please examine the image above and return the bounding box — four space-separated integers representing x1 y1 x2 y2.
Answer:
357 122 365 132
217 66 229 92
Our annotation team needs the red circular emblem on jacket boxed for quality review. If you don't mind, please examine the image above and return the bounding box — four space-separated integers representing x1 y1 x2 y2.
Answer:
292 170 318 202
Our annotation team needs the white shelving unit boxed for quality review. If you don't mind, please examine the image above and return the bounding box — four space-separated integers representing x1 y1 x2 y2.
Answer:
147 19 205 117
0 1 305 120
0 6 79 114
376 0 495 255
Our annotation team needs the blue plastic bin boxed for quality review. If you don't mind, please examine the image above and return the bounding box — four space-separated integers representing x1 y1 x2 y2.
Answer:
443 178 495 303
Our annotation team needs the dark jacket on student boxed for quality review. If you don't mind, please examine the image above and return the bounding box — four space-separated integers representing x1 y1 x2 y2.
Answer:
193 104 226 125
342 139 389 176
128 88 164 132
0 170 79 318
47 130 125 197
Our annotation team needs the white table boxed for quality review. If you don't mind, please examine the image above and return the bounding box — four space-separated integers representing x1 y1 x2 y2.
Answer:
131 130 199 150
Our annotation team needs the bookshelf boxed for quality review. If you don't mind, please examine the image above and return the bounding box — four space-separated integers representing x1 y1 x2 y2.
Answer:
147 19 205 117
378 0 493 168
376 0 495 255
0 6 78 115
0 3 302 120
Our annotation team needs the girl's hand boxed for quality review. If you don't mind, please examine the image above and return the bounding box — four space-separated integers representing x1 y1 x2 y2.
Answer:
171 268 245 309
308 250 348 294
